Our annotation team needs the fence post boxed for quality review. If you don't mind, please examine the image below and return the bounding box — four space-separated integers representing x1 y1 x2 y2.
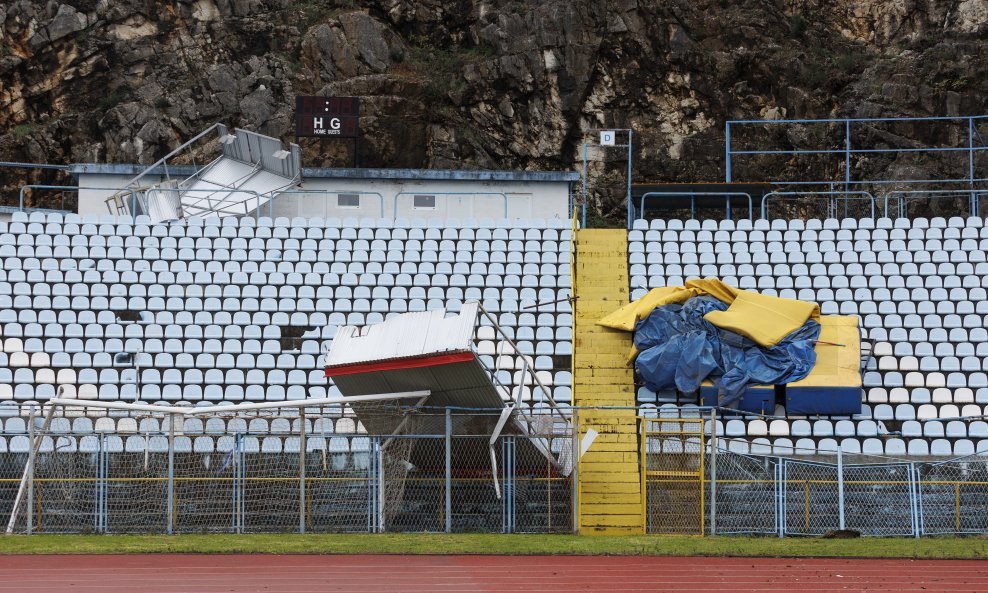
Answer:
709 408 717 536
725 122 732 183
911 462 921 538
444 408 452 534
777 461 786 538
377 440 386 533
26 408 35 535
98 433 105 533
166 413 175 535
299 408 307 534
836 445 845 531
571 407 580 534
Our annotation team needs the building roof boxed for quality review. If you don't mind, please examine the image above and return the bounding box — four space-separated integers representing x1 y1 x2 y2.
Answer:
70 163 579 183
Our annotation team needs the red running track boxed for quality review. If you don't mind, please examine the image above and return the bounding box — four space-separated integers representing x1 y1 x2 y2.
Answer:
0 554 985 593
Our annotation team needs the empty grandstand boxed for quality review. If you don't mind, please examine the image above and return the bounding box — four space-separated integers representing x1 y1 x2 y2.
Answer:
4 114 988 537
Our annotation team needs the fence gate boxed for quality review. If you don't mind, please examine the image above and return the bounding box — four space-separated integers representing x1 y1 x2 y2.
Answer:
780 458 918 537
780 459 841 536
640 417 705 534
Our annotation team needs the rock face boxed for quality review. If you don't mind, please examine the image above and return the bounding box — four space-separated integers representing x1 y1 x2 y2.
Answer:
1 0 987 220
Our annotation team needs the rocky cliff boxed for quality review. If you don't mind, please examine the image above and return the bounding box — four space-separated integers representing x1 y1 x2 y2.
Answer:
2 0 987 220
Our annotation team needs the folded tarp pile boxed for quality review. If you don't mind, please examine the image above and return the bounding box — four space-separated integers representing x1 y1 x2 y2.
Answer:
599 279 822 408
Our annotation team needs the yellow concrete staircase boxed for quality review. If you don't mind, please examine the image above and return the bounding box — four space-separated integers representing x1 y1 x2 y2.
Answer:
572 228 641 535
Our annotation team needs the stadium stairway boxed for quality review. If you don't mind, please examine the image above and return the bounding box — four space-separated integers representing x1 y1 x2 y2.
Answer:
572 229 640 535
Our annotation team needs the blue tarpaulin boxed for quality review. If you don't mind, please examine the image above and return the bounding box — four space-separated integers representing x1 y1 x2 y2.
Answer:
634 296 821 408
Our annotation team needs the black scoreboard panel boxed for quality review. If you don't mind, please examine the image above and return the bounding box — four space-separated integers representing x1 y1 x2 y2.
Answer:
295 96 360 138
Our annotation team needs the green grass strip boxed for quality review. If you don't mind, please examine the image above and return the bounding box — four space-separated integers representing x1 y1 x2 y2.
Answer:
0 534 986 558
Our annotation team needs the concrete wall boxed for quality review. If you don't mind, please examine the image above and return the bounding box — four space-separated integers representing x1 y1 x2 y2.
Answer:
78 174 165 217
265 178 570 221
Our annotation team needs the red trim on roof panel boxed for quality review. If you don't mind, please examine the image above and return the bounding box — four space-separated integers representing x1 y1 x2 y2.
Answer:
324 351 475 377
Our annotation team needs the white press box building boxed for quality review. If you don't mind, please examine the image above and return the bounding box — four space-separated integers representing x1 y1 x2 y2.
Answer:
64 126 577 223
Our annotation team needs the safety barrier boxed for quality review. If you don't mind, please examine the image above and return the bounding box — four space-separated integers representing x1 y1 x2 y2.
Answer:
19 185 133 215
761 190 876 220
882 189 988 219
637 192 754 225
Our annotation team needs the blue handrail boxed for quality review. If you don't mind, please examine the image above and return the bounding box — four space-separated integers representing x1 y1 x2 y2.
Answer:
761 190 875 220
882 189 988 218
725 115 988 190
637 192 753 225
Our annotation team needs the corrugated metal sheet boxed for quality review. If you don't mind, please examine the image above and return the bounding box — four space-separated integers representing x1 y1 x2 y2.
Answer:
326 303 478 367
180 157 294 218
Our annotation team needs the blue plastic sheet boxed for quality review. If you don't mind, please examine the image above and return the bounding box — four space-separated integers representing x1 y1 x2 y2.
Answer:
634 296 821 408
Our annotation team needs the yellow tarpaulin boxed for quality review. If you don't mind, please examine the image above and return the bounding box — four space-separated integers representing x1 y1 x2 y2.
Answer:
704 290 820 348
598 277 821 349
597 278 741 331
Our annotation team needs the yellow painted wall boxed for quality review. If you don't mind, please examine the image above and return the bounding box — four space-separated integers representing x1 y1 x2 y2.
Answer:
573 229 641 534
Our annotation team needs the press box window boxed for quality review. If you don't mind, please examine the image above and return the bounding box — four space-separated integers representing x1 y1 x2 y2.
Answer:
413 194 436 209
337 193 360 208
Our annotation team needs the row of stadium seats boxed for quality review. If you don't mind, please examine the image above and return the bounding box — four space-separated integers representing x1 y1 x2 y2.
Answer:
0 434 377 458
634 215 988 455
0 213 573 410
7 210 571 230
631 215 979 231
0 415 366 435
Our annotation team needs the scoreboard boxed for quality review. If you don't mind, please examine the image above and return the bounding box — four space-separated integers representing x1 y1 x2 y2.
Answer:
295 96 360 138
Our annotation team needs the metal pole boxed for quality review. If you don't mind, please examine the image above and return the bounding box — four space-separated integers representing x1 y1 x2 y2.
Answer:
913 462 923 538
844 120 852 202
378 443 386 532
836 445 845 531
99 433 106 533
26 409 35 535
299 408 307 534
445 408 452 534
581 142 588 228
233 432 240 534
778 461 786 537
166 413 175 535
571 407 580 534
709 408 718 536
969 118 976 216
626 129 633 230
725 122 732 182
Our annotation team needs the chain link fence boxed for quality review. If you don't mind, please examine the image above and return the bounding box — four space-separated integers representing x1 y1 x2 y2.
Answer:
12 405 988 536
707 436 985 537
659 412 988 538
5 405 574 535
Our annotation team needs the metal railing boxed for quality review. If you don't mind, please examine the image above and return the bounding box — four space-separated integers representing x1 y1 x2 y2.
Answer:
265 189 386 220
726 115 988 190
637 192 754 225
19 185 134 214
882 188 988 218
761 190 876 220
